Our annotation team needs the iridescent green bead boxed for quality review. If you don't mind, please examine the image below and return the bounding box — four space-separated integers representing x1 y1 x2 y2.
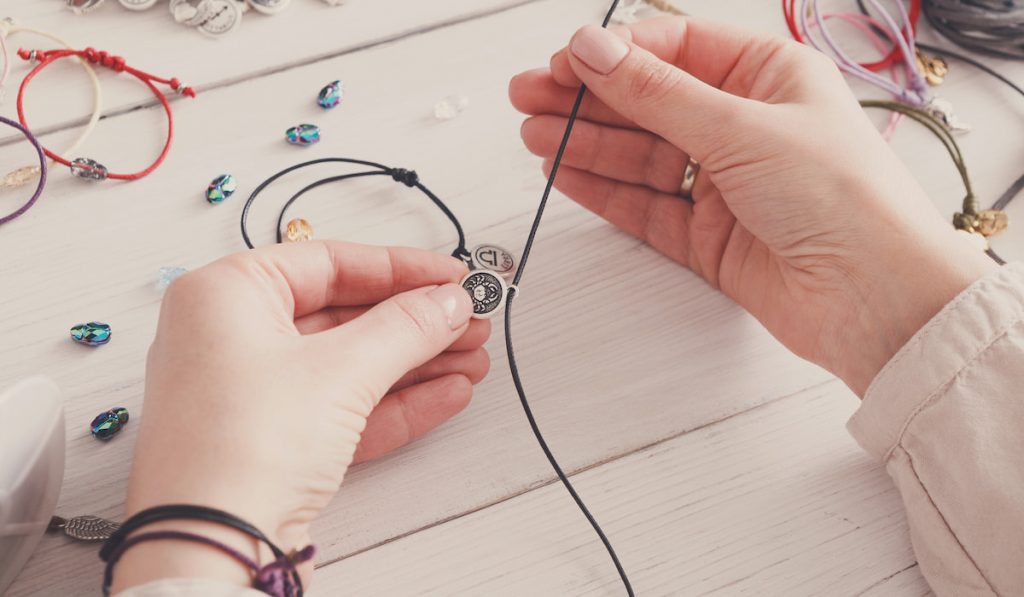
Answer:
317 80 343 109
206 174 237 204
111 407 130 425
286 124 320 146
70 322 112 346
90 411 121 440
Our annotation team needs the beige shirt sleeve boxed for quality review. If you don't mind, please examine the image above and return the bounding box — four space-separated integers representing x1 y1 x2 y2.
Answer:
848 262 1024 596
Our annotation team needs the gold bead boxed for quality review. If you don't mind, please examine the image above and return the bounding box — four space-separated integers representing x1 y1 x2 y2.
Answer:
284 218 314 242
974 209 1009 238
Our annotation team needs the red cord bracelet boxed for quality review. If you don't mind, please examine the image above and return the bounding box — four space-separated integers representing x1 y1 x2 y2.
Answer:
782 0 921 72
15 47 196 181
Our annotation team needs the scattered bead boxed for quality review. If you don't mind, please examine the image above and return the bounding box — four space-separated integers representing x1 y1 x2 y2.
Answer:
0 166 42 189
111 406 130 425
975 209 1009 237
286 124 321 146
70 322 112 346
206 174 237 203
284 218 314 242
69 158 108 181
433 94 470 121
90 407 128 440
317 80 344 109
157 266 188 293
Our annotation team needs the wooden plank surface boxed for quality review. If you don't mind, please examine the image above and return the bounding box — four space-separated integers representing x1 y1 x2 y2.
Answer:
2 0 1021 594
314 384 922 596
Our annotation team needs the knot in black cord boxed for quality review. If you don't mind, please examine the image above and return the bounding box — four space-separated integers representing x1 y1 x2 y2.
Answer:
389 168 419 187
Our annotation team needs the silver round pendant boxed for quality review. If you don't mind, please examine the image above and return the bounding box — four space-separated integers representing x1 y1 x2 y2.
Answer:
197 0 243 36
247 0 291 15
460 270 507 319
118 0 159 10
470 244 516 279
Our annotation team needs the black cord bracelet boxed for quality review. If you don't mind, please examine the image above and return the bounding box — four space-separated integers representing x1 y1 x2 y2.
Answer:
99 504 303 597
239 157 518 319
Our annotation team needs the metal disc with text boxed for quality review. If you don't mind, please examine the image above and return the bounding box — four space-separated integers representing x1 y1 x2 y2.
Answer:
460 270 507 319
470 244 516 279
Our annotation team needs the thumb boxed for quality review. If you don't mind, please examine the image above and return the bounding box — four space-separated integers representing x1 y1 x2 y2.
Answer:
566 24 744 162
322 283 474 409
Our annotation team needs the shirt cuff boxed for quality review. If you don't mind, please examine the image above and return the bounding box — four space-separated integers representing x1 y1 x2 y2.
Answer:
848 261 1024 462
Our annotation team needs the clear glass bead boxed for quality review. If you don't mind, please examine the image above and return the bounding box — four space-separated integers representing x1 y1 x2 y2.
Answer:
433 94 470 121
156 266 188 293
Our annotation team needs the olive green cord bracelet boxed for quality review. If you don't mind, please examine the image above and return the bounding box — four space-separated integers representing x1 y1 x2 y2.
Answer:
860 99 1010 262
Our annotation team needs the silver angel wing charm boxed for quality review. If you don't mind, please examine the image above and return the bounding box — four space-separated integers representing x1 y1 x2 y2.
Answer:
48 515 121 541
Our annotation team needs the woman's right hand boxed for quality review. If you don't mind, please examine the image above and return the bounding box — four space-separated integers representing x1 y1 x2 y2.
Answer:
510 17 995 395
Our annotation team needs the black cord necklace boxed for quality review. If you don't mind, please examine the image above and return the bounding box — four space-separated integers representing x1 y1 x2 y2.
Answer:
239 3 632 592
240 157 518 317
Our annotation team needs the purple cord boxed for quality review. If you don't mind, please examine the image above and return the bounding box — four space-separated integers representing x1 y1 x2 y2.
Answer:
102 530 315 597
799 0 929 107
0 114 48 226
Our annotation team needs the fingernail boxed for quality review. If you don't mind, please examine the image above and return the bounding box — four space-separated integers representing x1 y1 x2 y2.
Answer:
428 283 472 330
571 24 630 74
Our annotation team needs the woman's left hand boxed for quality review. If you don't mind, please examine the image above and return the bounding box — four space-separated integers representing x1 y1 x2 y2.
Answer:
114 241 490 593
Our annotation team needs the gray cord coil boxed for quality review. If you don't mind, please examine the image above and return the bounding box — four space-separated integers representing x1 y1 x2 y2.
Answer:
923 0 1024 59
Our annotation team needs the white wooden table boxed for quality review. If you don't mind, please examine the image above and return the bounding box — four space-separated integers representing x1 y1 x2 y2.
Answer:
2 1 1022 595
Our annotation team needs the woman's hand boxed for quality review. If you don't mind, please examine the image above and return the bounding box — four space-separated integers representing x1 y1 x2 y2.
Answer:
114 241 490 593
510 17 995 395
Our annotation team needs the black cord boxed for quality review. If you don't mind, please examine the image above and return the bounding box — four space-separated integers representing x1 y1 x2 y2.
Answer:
238 4 635 590
503 0 634 595
240 157 470 262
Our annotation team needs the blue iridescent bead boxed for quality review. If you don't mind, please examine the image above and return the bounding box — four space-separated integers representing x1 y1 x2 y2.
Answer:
286 124 320 146
317 80 344 109
90 410 121 440
70 322 112 346
111 407 129 425
206 174 237 204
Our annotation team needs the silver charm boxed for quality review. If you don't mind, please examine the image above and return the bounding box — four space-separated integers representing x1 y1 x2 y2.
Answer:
67 0 107 14
461 270 507 319
197 0 243 37
70 158 108 181
48 515 120 541
471 244 516 279
926 97 971 134
118 0 159 10
170 0 208 25
247 0 291 15
170 0 215 26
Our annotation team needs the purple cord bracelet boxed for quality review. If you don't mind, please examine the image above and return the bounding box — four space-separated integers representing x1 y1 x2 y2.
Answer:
102 530 315 597
0 114 47 226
